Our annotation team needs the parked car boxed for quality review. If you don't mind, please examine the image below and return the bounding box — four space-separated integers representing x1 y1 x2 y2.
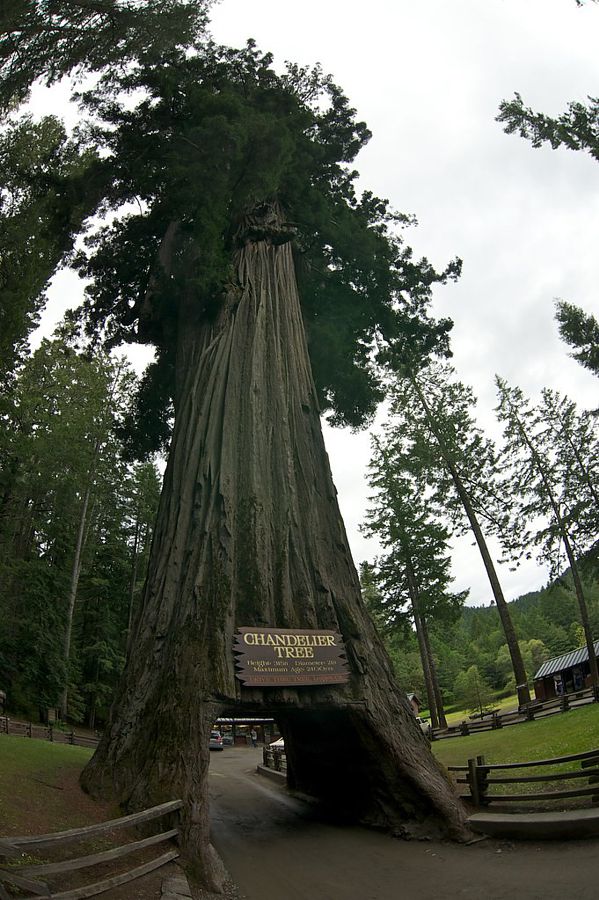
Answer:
209 730 224 750
416 717 432 738
221 732 233 746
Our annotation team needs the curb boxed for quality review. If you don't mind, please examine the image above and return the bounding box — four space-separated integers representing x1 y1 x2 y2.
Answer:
256 764 286 784
469 807 599 840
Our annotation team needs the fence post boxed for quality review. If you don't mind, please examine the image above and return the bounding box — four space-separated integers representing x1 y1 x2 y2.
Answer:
69 731 75 745
476 755 489 804
460 722 470 736
491 712 502 729
525 705 535 721
561 694 570 713
27 722 32 738
467 758 481 806
48 724 54 742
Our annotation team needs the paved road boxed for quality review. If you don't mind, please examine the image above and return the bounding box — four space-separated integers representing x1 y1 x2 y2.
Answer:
208 747 599 900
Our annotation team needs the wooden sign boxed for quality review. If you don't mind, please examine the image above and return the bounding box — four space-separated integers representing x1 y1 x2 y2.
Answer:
234 627 349 687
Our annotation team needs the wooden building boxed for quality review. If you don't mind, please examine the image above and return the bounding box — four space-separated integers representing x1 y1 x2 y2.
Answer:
533 640 599 701
407 693 422 715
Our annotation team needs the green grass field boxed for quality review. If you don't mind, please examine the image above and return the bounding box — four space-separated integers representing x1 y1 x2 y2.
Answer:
432 702 599 802
0 736 112 838
441 692 520 726
432 702 599 767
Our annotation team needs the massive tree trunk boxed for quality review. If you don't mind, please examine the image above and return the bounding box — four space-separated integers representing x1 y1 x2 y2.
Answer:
81 208 470 891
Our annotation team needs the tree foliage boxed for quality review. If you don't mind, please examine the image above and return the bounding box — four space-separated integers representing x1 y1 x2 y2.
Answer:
495 376 599 695
555 300 599 379
5 42 457 440
0 116 102 380
0 336 161 722
0 0 212 111
376 360 531 703
497 92 599 162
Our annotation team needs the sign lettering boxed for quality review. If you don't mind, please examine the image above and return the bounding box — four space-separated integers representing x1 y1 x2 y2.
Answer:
234 627 349 687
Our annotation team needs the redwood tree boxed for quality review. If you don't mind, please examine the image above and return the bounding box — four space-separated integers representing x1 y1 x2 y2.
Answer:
20 43 469 888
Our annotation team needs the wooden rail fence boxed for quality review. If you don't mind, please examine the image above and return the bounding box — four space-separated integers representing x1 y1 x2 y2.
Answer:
262 746 287 774
449 748 599 807
0 799 183 899
0 717 99 749
433 687 595 740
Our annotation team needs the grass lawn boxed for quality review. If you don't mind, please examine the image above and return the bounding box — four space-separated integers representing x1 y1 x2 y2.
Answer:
433 693 520 727
0 735 117 839
0 735 181 900
432 702 599 803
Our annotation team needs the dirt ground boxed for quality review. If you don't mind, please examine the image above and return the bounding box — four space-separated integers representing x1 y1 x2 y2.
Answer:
3 735 599 900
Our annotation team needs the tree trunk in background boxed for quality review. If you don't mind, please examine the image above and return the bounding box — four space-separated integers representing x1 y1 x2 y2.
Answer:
405 555 441 729
409 376 532 710
59 477 93 720
421 615 448 730
81 208 470 890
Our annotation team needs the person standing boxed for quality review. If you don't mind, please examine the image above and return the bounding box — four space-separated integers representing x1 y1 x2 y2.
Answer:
250 728 257 747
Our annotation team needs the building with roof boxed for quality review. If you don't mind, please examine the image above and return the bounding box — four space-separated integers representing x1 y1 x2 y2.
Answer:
406 693 422 714
533 641 599 701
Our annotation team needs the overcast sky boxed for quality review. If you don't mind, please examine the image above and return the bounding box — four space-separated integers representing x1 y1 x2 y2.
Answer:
36 0 598 607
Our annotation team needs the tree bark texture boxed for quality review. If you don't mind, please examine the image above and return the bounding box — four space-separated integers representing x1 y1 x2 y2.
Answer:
81 216 470 889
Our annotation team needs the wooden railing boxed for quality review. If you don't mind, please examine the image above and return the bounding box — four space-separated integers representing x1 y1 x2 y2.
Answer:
0 799 182 899
0 717 99 749
449 748 599 807
262 746 287 774
433 687 595 740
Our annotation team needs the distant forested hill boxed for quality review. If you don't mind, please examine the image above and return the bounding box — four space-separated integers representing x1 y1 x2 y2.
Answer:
383 551 599 706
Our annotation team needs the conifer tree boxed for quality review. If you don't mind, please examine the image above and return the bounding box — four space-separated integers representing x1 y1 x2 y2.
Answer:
495 377 599 698
2 38 470 885
363 439 467 729
379 360 532 707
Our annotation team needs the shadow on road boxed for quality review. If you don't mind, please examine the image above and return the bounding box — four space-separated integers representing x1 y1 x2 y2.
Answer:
209 747 599 900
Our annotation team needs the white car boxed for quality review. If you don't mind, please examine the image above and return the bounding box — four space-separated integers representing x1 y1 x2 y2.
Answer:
416 717 432 738
209 730 224 750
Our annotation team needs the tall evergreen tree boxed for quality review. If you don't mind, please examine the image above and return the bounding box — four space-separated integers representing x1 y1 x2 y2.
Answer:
0 42 471 884
363 439 467 728
495 377 599 698
380 360 532 707
0 337 152 722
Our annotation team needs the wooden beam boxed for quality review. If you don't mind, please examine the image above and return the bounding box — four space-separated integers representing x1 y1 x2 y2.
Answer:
21 849 179 900
0 867 51 896
487 768 599 784
18 829 178 876
7 800 183 850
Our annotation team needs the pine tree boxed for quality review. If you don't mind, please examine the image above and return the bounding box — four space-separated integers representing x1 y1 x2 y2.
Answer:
379 360 532 707
495 376 599 698
363 440 467 728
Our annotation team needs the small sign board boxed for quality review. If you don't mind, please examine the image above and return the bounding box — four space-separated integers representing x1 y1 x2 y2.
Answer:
234 627 349 687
